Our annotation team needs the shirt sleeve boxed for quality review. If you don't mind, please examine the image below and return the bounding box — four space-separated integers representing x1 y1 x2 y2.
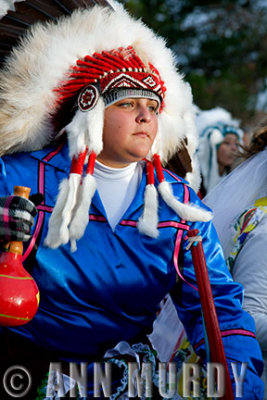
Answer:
170 186 264 399
232 215 267 352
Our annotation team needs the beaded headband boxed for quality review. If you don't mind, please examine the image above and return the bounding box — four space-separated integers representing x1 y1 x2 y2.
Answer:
57 46 165 113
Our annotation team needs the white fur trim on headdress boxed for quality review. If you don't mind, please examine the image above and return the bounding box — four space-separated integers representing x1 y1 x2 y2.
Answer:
44 98 104 250
184 141 202 193
44 178 71 248
158 181 213 222
196 107 243 194
137 184 159 238
137 155 212 239
0 3 204 248
0 4 196 164
0 0 23 16
196 107 241 138
69 173 97 252
66 98 105 157
44 172 83 248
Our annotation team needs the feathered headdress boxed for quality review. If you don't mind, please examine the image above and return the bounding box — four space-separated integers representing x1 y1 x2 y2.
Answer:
0 1 211 250
196 107 244 194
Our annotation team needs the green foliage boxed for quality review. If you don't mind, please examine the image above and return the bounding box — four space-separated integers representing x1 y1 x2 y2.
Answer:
119 0 267 126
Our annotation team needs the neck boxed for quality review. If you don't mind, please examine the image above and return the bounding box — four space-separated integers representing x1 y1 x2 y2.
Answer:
96 156 131 169
94 159 137 174
218 164 225 176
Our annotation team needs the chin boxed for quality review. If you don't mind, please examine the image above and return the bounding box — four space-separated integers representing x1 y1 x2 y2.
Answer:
132 147 151 159
132 153 149 162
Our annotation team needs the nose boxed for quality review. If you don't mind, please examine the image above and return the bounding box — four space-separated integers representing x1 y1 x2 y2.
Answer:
231 142 238 152
136 105 152 124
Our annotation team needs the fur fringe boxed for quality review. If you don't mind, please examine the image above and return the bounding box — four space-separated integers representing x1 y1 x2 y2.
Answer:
65 110 88 158
69 174 97 252
137 184 159 238
66 97 105 158
0 3 196 168
61 173 82 236
158 181 213 222
44 173 82 248
44 178 70 248
0 3 206 249
86 97 105 154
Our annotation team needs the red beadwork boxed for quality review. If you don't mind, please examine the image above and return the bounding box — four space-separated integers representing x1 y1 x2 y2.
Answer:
55 46 166 111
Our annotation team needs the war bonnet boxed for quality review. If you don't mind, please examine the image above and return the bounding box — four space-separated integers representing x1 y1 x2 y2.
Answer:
0 1 211 250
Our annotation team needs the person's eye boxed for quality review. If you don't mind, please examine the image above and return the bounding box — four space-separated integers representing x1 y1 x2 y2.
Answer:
118 101 134 108
147 102 158 113
148 105 157 112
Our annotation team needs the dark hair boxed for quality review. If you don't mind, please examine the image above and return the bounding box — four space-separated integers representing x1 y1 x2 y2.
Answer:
239 117 267 161
164 140 192 178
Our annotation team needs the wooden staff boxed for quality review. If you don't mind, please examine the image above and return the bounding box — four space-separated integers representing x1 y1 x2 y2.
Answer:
187 229 234 400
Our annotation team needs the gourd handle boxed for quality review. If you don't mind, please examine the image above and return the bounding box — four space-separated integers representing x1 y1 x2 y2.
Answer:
13 185 31 199
4 186 31 255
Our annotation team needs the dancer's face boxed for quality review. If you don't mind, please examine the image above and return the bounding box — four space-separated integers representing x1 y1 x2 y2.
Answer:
217 133 239 170
97 98 158 168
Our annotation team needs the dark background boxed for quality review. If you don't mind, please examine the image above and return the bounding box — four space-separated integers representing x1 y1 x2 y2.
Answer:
120 0 267 132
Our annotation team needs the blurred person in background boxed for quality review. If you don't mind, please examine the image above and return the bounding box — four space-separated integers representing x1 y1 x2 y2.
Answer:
0 1 264 399
204 117 267 399
196 107 244 198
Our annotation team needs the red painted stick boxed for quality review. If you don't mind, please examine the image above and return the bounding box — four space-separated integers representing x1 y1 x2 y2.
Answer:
187 229 234 400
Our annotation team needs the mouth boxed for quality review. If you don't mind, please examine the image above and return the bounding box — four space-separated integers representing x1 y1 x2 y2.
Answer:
133 131 149 138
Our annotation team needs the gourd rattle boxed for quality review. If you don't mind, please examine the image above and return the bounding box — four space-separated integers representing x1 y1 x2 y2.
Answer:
0 186 39 326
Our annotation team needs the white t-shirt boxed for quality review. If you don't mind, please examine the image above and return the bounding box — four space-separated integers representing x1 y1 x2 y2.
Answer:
94 160 143 230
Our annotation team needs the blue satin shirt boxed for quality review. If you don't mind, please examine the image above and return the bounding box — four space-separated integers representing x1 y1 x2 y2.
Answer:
0 142 264 398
